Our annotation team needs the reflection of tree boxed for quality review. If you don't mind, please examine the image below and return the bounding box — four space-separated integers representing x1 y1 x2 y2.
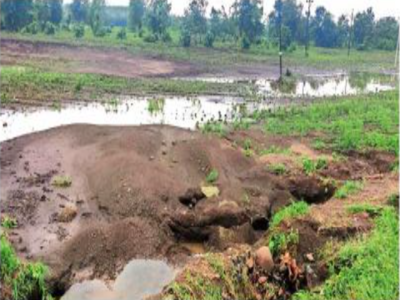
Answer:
271 77 297 94
308 78 323 90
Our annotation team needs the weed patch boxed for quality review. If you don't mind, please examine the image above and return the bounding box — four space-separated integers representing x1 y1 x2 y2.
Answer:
270 201 309 228
335 181 363 199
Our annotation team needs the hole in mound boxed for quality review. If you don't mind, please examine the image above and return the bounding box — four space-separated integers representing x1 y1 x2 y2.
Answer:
178 187 206 208
288 176 335 204
251 217 269 231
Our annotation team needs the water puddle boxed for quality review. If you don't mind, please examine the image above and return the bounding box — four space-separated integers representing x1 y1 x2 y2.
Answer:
0 96 263 142
61 259 175 300
177 73 397 97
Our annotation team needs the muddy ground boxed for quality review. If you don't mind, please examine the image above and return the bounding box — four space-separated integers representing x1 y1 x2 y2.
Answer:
0 124 397 297
0 38 341 80
0 38 198 78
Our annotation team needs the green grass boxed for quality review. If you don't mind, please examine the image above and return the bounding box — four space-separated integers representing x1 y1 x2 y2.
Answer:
346 204 382 216
268 229 300 256
268 163 287 175
51 175 72 188
1 216 17 229
259 145 291 155
201 121 227 137
205 169 219 184
270 201 310 228
2 30 397 72
335 181 364 199
264 91 399 154
148 97 165 114
294 208 399 300
302 157 328 175
0 66 249 105
0 234 51 300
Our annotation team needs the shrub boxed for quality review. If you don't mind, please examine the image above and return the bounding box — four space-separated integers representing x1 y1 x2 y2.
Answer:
241 36 251 50
161 32 172 43
204 31 215 48
143 34 158 43
73 23 85 38
180 28 191 47
117 28 127 40
43 22 56 35
22 22 39 34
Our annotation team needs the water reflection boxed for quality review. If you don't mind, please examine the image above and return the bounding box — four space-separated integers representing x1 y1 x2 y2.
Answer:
61 260 175 300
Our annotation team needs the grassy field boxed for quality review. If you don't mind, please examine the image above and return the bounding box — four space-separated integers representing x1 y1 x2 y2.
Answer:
260 90 399 154
1 28 397 72
0 65 252 105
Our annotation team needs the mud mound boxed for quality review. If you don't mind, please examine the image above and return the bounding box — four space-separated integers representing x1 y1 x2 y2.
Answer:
0 125 294 290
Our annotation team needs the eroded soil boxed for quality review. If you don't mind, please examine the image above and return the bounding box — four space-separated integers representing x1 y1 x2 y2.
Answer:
1 124 397 299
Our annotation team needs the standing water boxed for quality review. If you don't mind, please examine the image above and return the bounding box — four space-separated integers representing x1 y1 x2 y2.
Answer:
61 260 175 300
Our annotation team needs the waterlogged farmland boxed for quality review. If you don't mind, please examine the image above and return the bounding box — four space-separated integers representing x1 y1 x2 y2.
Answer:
0 4 399 300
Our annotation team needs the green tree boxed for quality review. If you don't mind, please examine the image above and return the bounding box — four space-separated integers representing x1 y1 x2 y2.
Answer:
128 0 145 32
337 14 350 47
374 17 399 50
89 0 106 36
232 0 264 47
353 7 375 50
146 0 171 40
182 0 207 44
0 0 33 31
312 6 338 48
49 0 63 24
70 0 89 23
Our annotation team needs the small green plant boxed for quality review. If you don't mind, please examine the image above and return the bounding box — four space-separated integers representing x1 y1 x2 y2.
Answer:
51 101 61 111
347 204 382 216
335 181 363 199
117 28 127 40
312 139 327 150
270 201 309 228
147 97 165 114
268 229 299 256
260 146 291 155
268 163 287 175
201 121 227 137
242 193 250 205
52 175 72 188
387 194 399 206
206 169 219 184
1 216 17 229
302 157 328 175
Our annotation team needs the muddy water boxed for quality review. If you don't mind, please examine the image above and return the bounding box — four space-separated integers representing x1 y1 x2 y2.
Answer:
178 73 397 97
61 260 175 300
1 96 263 142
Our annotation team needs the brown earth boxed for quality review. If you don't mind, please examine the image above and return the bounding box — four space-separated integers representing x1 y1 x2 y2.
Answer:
0 38 198 78
0 125 397 297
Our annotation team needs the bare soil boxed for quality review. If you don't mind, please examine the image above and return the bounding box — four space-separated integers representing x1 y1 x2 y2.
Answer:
1 125 397 297
0 38 198 78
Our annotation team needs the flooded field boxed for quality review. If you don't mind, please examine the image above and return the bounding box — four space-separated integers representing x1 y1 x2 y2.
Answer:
1 73 397 142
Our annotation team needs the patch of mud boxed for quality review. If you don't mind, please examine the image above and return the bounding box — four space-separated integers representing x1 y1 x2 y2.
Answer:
0 38 198 78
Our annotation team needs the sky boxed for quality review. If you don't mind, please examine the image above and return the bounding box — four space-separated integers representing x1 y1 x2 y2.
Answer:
69 0 400 19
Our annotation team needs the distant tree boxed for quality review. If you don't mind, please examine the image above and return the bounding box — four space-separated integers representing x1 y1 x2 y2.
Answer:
374 17 399 50
147 0 171 40
89 0 106 36
353 7 375 50
70 0 89 23
232 0 264 48
49 0 63 24
336 14 350 47
182 0 207 44
128 0 145 32
311 6 338 48
209 6 235 42
0 0 33 31
269 0 304 45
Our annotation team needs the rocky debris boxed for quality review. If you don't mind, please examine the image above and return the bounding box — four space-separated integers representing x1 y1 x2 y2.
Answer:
57 205 77 223
255 246 274 272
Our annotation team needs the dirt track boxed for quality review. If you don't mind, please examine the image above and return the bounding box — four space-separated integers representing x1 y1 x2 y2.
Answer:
1 38 198 78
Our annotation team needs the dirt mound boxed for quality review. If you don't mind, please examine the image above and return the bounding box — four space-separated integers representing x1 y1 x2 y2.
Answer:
0 125 295 291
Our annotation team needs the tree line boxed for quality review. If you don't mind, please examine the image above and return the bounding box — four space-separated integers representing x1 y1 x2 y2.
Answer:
1 0 398 52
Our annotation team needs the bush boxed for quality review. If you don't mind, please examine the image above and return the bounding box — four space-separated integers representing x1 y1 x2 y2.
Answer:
241 36 251 50
43 22 56 35
204 31 215 48
161 32 172 43
180 28 191 47
22 22 39 34
117 28 127 40
287 43 297 53
143 34 158 43
73 23 85 38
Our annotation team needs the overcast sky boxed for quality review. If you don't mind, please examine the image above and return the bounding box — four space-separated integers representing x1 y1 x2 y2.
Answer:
65 0 400 19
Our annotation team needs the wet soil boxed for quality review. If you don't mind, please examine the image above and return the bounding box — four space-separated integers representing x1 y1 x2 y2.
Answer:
0 38 198 78
1 125 397 298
